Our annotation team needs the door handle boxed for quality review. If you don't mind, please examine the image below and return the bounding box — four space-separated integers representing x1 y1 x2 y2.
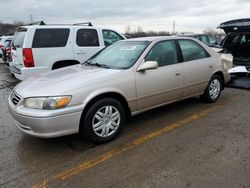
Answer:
209 65 213 68
175 72 181 76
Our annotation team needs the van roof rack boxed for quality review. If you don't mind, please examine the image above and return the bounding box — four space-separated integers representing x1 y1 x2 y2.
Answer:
73 22 93 26
29 21 46 26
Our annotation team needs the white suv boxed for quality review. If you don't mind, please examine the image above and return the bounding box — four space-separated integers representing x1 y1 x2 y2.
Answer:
9 22 126 80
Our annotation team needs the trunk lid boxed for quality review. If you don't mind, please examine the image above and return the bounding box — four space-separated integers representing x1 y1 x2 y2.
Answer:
217 18 250 34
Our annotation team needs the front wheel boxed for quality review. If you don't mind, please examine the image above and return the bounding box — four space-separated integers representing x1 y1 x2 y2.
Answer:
200 75 222 103
81 98 125 144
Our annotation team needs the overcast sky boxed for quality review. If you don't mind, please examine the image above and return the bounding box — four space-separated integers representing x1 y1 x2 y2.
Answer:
0 0 249 33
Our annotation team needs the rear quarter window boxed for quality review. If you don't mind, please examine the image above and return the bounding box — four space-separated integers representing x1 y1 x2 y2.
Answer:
13 29 27 48
32 29 70 48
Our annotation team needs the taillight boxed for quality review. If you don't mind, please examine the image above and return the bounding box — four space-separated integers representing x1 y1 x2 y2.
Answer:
22 48 34 67
6 47 11 53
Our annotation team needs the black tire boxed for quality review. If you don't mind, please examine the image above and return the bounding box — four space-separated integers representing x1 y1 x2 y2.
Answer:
52 61 79 70
81 98 125 144
200 75 222 103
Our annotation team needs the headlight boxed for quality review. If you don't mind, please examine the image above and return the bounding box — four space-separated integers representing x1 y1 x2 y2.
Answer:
23 96 71 110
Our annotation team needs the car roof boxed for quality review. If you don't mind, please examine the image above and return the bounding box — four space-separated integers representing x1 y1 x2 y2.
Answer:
180 33 202 36
217 18 250 34
124 35 195 42
19 25 118 31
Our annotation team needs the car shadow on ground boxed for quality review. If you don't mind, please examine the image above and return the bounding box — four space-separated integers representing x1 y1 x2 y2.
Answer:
15 96 206 164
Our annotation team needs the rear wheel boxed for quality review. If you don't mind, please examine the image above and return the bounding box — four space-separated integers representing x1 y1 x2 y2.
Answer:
81 98 125 144
200 75 222 103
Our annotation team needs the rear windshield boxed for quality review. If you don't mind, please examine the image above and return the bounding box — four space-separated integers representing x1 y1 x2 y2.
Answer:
32 29 70 48
12 28 27 49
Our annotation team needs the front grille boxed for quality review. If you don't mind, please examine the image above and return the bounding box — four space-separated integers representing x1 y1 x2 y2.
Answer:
10 91 22 105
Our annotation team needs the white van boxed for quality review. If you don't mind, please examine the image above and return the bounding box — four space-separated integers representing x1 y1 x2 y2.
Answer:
10 22 126 80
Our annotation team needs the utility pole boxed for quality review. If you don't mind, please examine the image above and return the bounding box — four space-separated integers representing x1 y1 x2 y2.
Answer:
173 21 176 34
29 14 33 23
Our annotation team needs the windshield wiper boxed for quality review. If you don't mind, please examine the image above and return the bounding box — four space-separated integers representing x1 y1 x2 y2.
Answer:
92 63 110 69
83 61 110 69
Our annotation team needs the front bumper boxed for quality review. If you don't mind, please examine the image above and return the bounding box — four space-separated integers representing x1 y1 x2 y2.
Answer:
8 97 83 138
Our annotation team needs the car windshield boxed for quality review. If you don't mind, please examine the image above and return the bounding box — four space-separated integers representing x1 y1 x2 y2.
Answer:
86 41 150 69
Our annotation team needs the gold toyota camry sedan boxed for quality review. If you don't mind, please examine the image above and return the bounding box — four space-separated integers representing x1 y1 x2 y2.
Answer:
8 36 230 143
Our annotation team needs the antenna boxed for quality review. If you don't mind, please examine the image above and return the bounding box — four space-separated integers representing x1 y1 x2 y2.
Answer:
173 21 176 34
29 14 33 23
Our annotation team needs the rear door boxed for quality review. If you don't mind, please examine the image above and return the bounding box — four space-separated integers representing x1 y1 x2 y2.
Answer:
178 39 213 97
74 28 104 63
31 28 72 69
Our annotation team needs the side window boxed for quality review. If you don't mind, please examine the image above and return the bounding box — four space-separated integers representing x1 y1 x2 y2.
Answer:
13 29 27 49
193 36 201 40
145 40 178 67
179 40 209 62
240 35 247 44
102 30 124 46
32 29 70 48
76 29 99 47
200 35 210 45
232 35 240 43
208 36 217 45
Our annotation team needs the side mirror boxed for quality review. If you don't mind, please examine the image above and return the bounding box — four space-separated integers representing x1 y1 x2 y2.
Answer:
137 61 158 71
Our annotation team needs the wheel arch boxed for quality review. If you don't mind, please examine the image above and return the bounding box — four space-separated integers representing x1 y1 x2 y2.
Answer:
51 60 80 70
79 92 131 132
212 71 225 89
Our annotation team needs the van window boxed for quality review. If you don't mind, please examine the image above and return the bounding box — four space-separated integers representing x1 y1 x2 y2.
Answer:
32 29 70 48
12 29 27 49
76 29 99 47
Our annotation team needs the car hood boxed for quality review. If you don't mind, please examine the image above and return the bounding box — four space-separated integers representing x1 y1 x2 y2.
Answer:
14 64 124 97
217 18 250 34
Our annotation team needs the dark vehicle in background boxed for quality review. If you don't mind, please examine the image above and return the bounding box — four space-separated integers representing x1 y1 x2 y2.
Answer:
218 18 250 67
1 39 12 63
218 18 250 88
180 34 221 48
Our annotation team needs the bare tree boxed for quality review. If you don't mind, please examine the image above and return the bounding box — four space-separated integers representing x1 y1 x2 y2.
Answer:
124 25 170 38
124 25 131 34
203 27 225 37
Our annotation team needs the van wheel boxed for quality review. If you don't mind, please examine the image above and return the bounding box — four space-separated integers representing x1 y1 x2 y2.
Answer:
200 75 222 103
81 98 125 144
